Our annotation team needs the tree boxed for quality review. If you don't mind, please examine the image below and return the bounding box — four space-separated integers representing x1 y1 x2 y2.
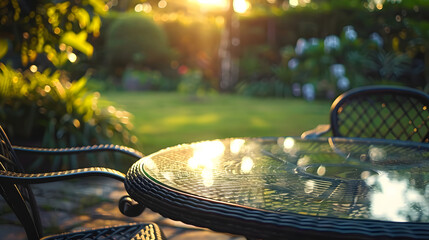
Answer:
0 0 106 70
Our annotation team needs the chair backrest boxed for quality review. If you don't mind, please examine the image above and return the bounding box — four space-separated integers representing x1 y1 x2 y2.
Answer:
330 85 429 142
0 126 43 239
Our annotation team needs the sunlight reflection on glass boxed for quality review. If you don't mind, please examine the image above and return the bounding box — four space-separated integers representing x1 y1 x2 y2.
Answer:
283 137 295 149
360 170 371 180
317 165 326 176
187 141 226 187
304 180 315 194
240 156 254 173
282 137 298 156
201 168 214 187
366 173 429 222
230 139 245 154
368 146 386 162
188 156 199 170
188 140 225 170
143 157 159 173
162 172 174 182
297 156 310 166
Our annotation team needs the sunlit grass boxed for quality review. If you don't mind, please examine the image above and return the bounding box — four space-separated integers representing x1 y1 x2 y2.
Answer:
102 92 331 155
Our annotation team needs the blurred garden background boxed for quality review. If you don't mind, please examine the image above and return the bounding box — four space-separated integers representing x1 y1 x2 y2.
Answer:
1 0 429 171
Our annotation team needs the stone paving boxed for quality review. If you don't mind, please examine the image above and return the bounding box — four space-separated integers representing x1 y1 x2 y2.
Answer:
0 177 246 240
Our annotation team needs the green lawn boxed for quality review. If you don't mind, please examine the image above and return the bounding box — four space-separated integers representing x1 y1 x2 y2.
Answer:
102 92 332 155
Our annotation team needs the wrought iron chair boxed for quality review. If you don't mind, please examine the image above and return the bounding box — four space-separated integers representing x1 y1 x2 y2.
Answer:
0 125 166 240
301 85 429 142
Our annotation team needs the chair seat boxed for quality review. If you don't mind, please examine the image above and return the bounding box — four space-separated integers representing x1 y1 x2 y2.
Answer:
41 223 165 240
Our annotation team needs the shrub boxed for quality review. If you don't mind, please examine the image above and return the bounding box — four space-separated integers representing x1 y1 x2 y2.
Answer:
274 26 415 100
104 13 172 74
177 70 214 97
0 64 137 170
122 68 178 91
236 79 290 98
238 45 277 83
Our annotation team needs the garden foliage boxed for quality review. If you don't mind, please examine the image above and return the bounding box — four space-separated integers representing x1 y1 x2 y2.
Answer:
122 68 177 91
278 27 412 99
0 0 142 171
239 26 414 99
236 1 429 99
0 0 105 69
0 64 137 170
177 69 215 97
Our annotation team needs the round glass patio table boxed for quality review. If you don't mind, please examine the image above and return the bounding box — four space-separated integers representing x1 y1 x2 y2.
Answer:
125 137 429 239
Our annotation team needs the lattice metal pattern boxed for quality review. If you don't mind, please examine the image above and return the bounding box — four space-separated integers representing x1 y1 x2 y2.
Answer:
126 137 429 239
131 138 429 221
43 223 164 240
332 87 429 142
0 126 44 238
0 125 165 240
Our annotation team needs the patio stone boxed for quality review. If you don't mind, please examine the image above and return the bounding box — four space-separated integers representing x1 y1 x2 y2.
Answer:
0 225 26 240
0 178 245 239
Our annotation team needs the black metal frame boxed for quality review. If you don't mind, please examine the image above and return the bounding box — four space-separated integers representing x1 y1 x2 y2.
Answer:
331 85 429 142
302 85 429 142
0 126 43 239
0 126 165 240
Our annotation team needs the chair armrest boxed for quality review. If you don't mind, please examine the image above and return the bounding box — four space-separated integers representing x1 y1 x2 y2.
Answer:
12 144 143 160
301 124 331 139
0 167 126 184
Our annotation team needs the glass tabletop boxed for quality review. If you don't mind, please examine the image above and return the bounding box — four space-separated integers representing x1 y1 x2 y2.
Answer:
137 137 429 224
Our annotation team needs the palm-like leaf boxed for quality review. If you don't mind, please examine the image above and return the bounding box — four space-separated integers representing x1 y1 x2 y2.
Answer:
368 50 411 81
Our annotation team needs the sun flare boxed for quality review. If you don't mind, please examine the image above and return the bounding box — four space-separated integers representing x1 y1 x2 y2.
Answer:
233 0 250 13
195 0 228 9
191 0 250 13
